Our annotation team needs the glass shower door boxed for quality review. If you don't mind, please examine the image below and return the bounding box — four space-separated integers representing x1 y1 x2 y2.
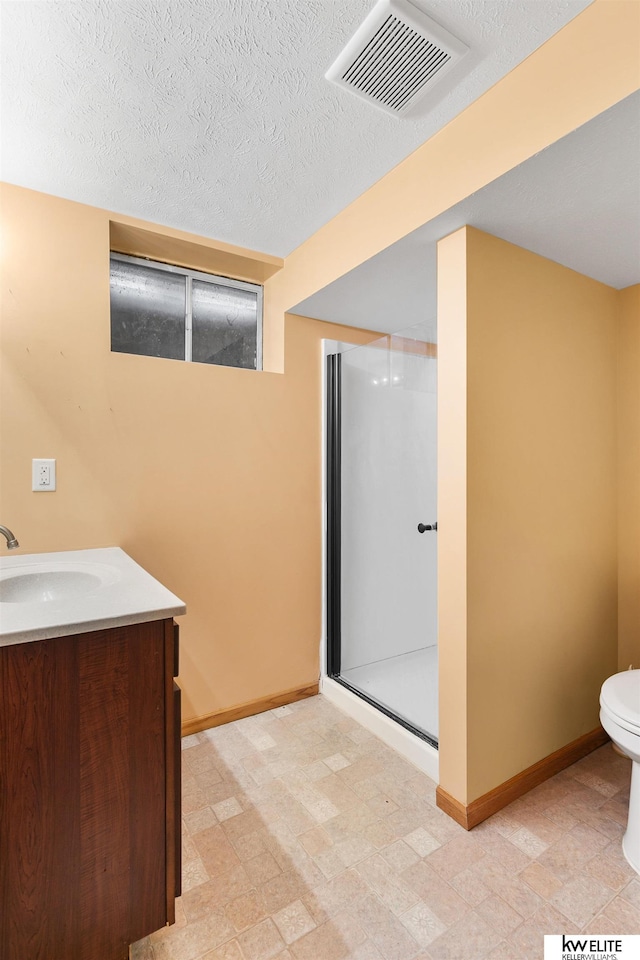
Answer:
327 324 438 744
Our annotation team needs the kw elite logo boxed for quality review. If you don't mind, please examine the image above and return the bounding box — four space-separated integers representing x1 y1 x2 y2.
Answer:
544 934 640 960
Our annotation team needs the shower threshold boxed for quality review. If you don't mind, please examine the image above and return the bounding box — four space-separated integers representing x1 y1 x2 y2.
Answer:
321 675 439 783
333 674 438 749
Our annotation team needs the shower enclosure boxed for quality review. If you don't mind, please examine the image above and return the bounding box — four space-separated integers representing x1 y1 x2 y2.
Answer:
326 322 438 746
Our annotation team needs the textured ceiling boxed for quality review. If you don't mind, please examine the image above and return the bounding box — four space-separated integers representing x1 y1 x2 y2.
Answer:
294 91 640 334
1 0 591 256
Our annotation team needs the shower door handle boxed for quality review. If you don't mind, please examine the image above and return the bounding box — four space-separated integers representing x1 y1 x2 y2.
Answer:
417 522 437 533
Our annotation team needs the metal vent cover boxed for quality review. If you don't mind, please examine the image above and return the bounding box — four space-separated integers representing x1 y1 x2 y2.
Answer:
326 0 469 116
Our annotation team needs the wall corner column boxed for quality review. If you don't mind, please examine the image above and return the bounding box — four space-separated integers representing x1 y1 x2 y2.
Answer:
436 227 469 807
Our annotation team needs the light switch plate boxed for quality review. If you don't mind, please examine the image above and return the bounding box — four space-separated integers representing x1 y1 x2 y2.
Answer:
32 458 56 491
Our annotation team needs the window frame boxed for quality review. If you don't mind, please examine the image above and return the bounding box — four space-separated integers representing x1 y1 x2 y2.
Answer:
110 252 264 371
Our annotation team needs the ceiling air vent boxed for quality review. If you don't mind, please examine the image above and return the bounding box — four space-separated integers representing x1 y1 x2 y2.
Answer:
326 0 468 117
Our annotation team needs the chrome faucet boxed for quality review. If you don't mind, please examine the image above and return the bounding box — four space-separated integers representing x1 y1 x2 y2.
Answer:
0 525 19 549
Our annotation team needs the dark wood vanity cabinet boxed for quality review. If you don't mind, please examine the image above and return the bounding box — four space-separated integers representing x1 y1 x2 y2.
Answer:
0 618 181 960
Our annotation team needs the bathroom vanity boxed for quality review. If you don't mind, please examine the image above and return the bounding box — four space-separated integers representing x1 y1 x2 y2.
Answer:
0 548 186 960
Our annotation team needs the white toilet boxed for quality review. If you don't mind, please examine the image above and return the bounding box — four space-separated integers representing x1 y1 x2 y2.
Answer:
600 669 640 874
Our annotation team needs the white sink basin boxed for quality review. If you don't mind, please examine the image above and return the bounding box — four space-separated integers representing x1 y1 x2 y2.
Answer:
0 547 186 646
0 560 121 604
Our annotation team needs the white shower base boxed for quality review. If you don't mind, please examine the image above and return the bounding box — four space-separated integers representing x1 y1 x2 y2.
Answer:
341 645 438 741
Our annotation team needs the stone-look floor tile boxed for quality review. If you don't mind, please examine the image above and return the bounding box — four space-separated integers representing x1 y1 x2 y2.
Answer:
476 894 524 938
421 811 463 845
225 889 268 933
303 760 331 781
312 868 370 917
182 857 210 893
471 857 542 920
329 909 369 949
245 851 283 886
237 918 286 960
400 900 446 947
261 871 311 915
185 806 218 836
213 797 243 822
387 804 435 840
151 911 236 960
357 853 421 916
199 939 245 959
340 756 386 787
380 840 421 874
272 899 317 944
182 866 253 918
428 909 501 960
507 826 550 858
325 753 351 772
472 831 532 874
367 793 400 818
195 825 242 877
182 733 205 750
348 942 385 960
289 920 351 960
506 808 563 846
326 803 380 843
230 829 269 862
183 784 209 815
425 835 485 881
481 811 521 839
621 878 640 909
400 861 470 927
129 935 154 959
448 864 491 907
600 795 633 827
520 861 564 900
167 697 640 960
317 774 361 813
486 940 521 959
538 823 611 882
221 808 266 843
351 894 422 960
315 847 346 880
550 875 614 928
583 894 640 933
205 781 242 807
298 825 333 857
508 903 570 958
584 853 634 891
334 834 377 868
404 827 442 858
351 777 382 802
360 818 398 850
183 831 199 865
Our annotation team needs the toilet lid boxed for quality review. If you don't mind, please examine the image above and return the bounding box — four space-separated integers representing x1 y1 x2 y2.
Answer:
600 670 640 728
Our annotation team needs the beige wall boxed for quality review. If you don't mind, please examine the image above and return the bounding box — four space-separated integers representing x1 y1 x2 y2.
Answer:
438 227 620 805
0 183 376 722
617 284 640 670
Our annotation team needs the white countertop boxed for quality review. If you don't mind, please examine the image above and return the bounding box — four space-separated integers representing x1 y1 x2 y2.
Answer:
0 547 186 646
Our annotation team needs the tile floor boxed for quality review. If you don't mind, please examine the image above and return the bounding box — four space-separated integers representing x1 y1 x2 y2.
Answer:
131 695 639 960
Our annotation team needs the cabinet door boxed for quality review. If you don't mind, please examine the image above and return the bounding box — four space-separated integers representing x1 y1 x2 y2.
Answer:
0 621 169 960
173 681 182 897
0 636 81 960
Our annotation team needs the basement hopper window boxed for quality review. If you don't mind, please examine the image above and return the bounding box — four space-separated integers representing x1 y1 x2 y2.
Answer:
109 253 263 370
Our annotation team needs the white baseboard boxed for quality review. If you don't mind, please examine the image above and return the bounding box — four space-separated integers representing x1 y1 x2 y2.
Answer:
321 676 439 783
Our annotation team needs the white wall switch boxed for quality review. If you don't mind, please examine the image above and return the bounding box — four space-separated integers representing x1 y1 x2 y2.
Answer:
32 458 56 492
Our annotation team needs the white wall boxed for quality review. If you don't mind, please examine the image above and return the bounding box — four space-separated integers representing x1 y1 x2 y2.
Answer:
340 341 437 671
